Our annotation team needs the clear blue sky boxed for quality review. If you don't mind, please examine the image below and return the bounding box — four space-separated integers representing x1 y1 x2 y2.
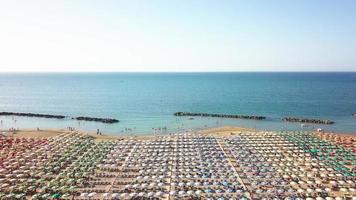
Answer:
0 0 355 72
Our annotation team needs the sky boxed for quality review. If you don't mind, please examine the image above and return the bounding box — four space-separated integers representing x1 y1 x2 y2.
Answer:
0 0 355 72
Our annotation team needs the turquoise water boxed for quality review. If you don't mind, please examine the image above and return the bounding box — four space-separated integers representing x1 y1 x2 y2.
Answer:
0 72 355 135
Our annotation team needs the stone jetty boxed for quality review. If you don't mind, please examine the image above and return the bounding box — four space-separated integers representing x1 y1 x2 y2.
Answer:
174 112 266 120
282 117 334 125
75 116 119 124
0 112 65 119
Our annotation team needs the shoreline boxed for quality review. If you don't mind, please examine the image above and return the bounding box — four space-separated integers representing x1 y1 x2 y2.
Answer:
2 125 355 140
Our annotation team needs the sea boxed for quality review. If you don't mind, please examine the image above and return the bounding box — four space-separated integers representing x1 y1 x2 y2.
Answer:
0 72 355 135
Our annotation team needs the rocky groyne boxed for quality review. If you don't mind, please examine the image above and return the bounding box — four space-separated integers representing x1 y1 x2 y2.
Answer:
0 112 119 124
174 112 266 120
282 117 334 125
75 117 119 124
0 112 65 119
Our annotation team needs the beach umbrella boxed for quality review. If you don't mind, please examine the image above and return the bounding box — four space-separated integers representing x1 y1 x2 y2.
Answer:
88 192 97 198
306 188 313 193
297 189 304 193
155 191 163 197
80 193 88 197
52 194 61 199
316 188 323 193
129 193 137 198
115 193 123 198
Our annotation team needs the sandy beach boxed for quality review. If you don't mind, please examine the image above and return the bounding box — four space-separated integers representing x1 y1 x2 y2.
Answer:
3 125 354 139
0 126 355 199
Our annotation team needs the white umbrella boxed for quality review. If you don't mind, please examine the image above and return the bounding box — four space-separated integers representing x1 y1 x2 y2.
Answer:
88 192 96 198
306 188 313 193
297 189 304 193
80 193 88 197
316 188 323 193
155 191 163 197
118 193 126 198
187 190 194 195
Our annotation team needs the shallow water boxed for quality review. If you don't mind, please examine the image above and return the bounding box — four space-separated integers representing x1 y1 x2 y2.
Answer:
0 72 355 134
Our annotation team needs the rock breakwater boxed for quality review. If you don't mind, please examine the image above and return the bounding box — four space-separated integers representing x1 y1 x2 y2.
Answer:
0 112 65 119
0 112 119 124
174 112 266 120
75 117 119 124
282 117 334 125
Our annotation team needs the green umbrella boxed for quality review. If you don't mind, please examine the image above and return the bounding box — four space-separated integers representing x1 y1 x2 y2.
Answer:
52 193 61 199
